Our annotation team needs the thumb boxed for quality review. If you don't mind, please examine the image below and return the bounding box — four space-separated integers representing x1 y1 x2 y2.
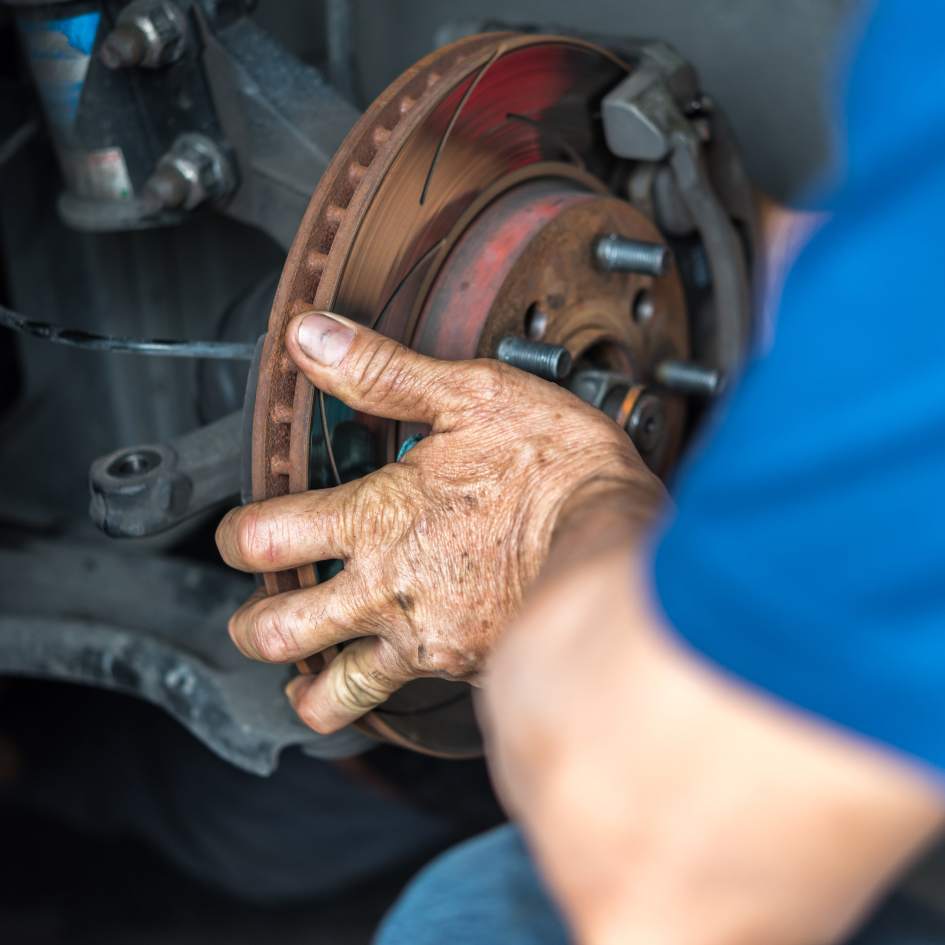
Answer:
286 310 468 424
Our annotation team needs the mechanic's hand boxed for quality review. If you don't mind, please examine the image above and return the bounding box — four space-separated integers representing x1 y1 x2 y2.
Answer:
216 311 665 734
482 543 945 945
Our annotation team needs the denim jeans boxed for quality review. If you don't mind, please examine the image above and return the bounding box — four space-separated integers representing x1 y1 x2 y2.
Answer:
376 824 945 945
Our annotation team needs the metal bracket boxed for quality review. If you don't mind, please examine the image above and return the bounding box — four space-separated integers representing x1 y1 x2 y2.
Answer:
89 409 243 538
0 539 372 773
602 41 755 375
195 12 362 248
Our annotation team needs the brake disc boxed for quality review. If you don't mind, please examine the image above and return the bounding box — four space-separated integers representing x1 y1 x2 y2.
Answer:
251 32 756 756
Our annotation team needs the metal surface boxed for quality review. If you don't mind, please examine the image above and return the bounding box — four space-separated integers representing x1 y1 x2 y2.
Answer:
143 132 236 212
602 42 755 376
14 2 226 232
251 33 707 756
15 3 354 238
388 1 854 203
0 538 372 773
655 358 723 396
198 13 362 248
568 369 670 470
414 178 690 480
623 387 667 466
326 0 360 104
89 409 243 538
496 336 572 381
100 0 189 70
0 109 283 534
594 234 670 275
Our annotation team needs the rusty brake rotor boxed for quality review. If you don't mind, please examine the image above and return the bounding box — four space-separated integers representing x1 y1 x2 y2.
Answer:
251 33 721 756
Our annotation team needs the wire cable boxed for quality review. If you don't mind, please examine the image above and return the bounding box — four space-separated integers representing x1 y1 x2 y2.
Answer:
0 303 256 360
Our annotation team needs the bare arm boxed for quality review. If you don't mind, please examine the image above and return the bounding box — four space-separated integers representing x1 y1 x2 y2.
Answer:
482 514 945 945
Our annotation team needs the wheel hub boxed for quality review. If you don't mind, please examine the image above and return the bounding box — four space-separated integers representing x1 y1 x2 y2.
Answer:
412 175 689 476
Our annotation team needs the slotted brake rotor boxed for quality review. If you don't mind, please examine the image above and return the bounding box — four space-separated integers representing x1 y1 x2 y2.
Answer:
252 33 695 757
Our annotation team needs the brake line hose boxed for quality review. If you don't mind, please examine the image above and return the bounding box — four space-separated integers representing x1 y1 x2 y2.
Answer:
0 303 256 360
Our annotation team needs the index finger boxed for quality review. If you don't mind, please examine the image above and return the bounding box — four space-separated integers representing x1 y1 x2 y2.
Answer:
216 481 360 573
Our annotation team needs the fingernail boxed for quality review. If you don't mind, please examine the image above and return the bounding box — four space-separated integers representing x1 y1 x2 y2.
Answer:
297 312 355 366
285 674 315 706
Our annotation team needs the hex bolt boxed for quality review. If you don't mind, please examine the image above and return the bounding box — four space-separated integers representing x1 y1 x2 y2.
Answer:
496 336 572 382
654 359 724 397
142 133 235 213
143 164 190 210
594 234 671 276
99 0 188 71
99 24 148 69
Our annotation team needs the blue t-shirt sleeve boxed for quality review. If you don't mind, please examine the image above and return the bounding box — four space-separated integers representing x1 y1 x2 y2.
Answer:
650 0 945 773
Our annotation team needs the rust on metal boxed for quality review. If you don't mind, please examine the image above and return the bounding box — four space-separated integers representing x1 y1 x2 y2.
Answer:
251 33 692 756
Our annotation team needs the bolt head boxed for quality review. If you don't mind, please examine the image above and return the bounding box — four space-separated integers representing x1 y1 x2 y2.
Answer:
144 134 234 212
626 391 667 458
143 165 189 210
115 0 188 69
99 25 146 69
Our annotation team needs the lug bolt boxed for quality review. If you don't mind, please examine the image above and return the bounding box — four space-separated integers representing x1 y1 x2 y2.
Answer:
496 336 572 381
594 234 671 276
654 359 724 397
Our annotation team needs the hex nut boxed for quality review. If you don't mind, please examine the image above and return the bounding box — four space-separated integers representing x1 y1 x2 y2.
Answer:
100 0 188 70
144 134 235 211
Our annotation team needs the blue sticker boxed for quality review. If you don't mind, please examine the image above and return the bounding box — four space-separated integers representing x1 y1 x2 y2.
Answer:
18 12 102 130
19 11 101 57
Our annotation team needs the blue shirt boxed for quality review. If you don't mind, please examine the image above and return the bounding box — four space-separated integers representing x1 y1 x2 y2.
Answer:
651 0 945 774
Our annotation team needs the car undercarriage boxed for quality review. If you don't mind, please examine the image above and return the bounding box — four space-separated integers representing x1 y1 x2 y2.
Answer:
11 2 934 942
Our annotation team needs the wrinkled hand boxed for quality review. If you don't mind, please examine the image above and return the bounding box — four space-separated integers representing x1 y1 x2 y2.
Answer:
216 311 664 734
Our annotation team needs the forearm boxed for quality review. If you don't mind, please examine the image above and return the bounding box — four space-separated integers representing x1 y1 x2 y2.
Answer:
544 469 667 580
485 547 945 945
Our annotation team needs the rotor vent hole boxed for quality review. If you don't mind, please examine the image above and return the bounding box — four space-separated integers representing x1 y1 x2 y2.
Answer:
109 449 161 478
524 304 549 340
